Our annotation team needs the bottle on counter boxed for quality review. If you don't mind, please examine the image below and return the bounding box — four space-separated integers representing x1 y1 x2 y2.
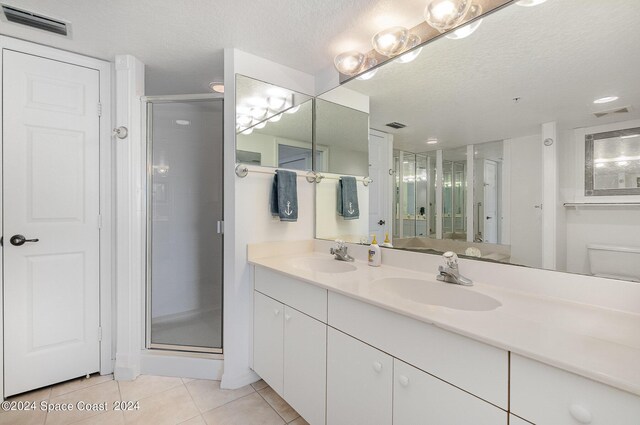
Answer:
368 235 382 267
381 232 393 248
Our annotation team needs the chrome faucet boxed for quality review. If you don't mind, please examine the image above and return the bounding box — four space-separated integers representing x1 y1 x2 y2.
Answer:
437 251 473 286
330 240 354 262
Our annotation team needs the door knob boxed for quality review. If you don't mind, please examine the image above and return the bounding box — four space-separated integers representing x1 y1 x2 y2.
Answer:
10 234 39 246
378 220 386 226
486 216 492 220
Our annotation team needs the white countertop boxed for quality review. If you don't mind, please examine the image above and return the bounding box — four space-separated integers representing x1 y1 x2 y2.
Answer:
249 248 640 397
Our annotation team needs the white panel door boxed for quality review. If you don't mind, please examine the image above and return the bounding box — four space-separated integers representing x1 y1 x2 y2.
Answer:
483 160 499 243
369 130 392 242
326 328 392 425
393 359 507 425
3 50 101 396
283 306 326 425
253 292 284 395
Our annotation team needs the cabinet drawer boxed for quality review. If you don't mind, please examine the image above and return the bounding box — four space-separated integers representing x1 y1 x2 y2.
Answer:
511 354 640 425
394 360 507 425
255 266 327 322
328 292 508 408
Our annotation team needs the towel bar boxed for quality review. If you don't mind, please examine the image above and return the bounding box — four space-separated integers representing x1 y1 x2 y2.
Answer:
234 163 373 186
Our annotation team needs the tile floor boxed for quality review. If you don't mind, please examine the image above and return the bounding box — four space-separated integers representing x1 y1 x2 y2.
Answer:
0 374 309 425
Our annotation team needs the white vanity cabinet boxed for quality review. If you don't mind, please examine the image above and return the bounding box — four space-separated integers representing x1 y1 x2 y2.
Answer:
253 291 284 395
253 268 328 425
326 328 393 425
393 360 507 425
511 354 640 425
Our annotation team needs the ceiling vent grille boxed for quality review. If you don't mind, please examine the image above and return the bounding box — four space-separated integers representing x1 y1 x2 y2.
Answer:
593 106 631 118
386 122 407 129
1 5 68 36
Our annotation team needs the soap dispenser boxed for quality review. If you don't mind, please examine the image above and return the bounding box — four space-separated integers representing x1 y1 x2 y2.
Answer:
381 232 393 248
368 235 382 267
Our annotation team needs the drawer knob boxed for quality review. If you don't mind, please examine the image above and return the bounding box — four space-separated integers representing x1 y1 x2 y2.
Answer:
274 309 280 316
372 362 383 373
285 313 291 321
398 375 410 387
569 404 592 424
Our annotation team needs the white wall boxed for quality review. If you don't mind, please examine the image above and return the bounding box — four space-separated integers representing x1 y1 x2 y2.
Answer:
315 175 369 242
222 48 316 389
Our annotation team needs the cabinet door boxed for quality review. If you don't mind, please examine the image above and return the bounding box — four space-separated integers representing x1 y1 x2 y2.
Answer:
327 328 392 425
253 292 284 395
394 360 507 425
509 415 533 425
283 307 326 425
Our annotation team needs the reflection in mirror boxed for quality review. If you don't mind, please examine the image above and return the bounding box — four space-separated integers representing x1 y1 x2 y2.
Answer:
315 98 369 176
235 74 313 170
314 0 640 281
585 127 640 196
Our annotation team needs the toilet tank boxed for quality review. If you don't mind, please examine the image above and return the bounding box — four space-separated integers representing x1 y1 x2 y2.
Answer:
587 244 640 282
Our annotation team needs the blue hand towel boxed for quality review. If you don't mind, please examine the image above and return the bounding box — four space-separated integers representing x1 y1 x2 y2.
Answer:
270 170 298 222
337 176 359 220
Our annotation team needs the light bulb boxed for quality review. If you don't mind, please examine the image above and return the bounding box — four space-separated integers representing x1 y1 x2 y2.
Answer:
241 127 254 135
250 107 267 119
394 34 422 64
617 161 629 167
595 163 605 168
254 121 267 129
424 0 471 33
356 56 378 80
516 0 548 6
285 105 300 114
237 115 252 127
268 113 283 123
372 26 409 57
334 51 366 75
267 96 286 110
445 4 483 39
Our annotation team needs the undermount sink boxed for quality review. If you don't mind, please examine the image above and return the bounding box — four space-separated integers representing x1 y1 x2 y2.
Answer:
290 257 357 274
372 277 501 311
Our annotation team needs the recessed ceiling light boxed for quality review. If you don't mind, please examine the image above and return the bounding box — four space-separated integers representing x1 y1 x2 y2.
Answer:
595 163 605 168
593 96 618 104
426 138 438 145
175 120 191 126
209 82 224 93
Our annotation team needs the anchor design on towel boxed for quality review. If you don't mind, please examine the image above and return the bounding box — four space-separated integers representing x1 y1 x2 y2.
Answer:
284 201 293 216
347 202 355 215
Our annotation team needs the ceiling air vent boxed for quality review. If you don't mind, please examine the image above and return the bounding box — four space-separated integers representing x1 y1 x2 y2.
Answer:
593 106 631 118
386 122 407 129
1 5 69 36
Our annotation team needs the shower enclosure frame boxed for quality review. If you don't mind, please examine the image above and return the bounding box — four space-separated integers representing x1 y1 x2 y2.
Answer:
143 93 224 355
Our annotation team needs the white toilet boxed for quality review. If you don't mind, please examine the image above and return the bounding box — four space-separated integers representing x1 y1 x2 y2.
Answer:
587 244 640 282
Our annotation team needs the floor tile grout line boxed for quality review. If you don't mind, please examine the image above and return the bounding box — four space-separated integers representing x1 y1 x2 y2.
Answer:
198 391 261 419
255 388 288 424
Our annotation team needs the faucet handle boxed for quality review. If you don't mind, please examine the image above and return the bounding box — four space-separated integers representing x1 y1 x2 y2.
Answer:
442 251 459 267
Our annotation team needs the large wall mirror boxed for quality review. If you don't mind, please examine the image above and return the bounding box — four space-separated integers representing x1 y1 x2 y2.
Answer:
315 0 640 281
235 74 313 170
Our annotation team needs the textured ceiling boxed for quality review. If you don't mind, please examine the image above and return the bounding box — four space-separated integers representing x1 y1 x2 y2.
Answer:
0 0 428 94
341 0 640 153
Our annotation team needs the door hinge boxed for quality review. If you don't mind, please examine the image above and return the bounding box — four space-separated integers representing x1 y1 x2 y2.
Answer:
98 327 103 341
217 220 224 234
97 102 102 117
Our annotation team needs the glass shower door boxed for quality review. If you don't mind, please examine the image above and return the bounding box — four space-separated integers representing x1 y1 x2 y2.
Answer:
146 97 223 353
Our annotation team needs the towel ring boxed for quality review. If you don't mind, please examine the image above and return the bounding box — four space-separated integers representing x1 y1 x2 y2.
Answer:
235 163 249 178
363 177 373 186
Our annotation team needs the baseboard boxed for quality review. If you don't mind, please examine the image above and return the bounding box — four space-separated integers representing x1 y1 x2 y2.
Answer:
140 349 223 380
220 368 261 389
114 353 140 381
